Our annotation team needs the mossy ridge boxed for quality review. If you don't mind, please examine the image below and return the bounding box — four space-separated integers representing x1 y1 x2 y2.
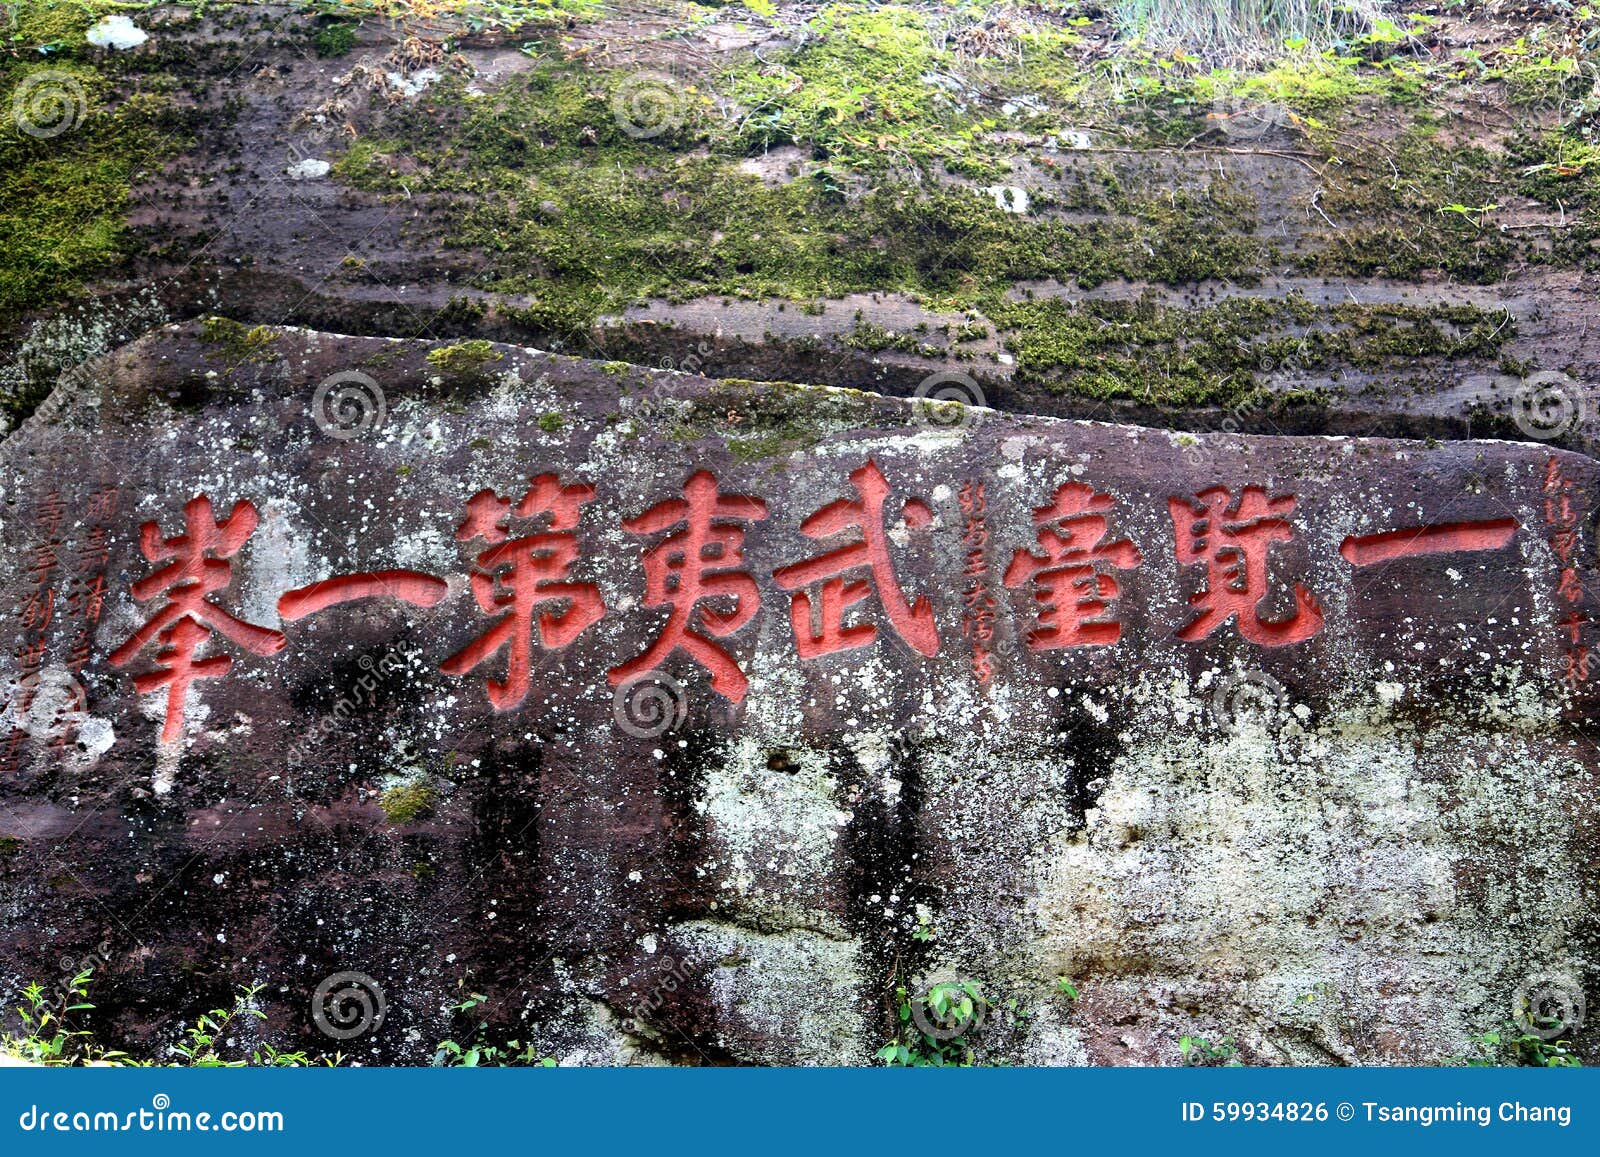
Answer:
199 316 281 363
992 293 1517 408
336 63 1270 327
324 4 1593 348
660 376 879 462
5 0 1598 419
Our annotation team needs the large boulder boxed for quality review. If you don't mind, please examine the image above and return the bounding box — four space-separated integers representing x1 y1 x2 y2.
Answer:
0 322 1593 1064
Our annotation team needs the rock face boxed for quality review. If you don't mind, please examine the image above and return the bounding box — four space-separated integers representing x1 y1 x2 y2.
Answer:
0 322 1595 1065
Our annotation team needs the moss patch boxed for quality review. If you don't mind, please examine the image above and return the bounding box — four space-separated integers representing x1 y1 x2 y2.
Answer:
427 339 503 375
0 2 187 329
379 780 436 825
993 293 1515 407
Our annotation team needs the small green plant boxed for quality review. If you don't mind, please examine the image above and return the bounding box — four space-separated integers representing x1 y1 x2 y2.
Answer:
3 973 331 1067
1055 977 1080 999
1180 1034 1242 1066
877 980 989 1067
0 969 119 1066
173 984 325 1067
433 993 557 1067
1437 202 1498 228
1458 1026 1583 1067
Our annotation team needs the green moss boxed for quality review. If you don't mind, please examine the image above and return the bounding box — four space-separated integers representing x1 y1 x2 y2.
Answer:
0 52 176 327
199 317 280 363
313 21 357 57
379 780 436 825
673 377 876 461
992 293 1514 407
426 339 503 374
538 411 566 432
0 836 22 856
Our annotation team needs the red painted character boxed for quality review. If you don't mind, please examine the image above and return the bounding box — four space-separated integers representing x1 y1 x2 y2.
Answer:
1168 485 1323 646
773 460 939 660
1003 480 1142 649
438 475 606 711
109 495 286 742
609 470 768 703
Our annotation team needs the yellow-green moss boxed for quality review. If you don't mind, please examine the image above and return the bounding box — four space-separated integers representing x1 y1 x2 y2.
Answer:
380 780 436 824
426 339 503 374
0 3 184 330
199 317 280 364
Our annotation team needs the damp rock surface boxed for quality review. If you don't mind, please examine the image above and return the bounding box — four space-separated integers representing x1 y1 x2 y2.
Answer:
0 324 1595 1065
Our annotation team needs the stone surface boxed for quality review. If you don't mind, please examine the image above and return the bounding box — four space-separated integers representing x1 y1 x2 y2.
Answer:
0 323 1595 1064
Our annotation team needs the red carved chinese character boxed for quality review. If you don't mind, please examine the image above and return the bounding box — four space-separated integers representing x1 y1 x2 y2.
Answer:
279 571 449 621
1169 485 1323 646
773 460 938 659
1003 481 1142 649
109 495 286 741
1339 518 1518 567
609 470 767 703
131 618 230 742
440 475 607 711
